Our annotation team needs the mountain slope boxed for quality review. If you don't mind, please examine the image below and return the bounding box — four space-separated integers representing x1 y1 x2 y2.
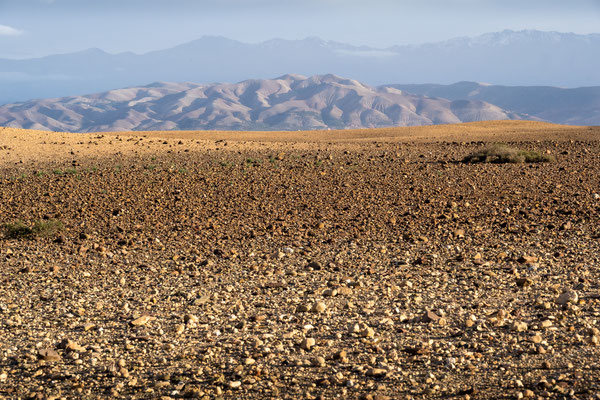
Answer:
0 75 532 132
389 82 600 125
0 30 598 105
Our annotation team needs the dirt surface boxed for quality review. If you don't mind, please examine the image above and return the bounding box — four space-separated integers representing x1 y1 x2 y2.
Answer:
1 121 600 399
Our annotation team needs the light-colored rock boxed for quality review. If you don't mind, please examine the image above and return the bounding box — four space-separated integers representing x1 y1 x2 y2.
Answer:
366 367 387 377
556 290 578 305
131 315 155 326
512 321 528 332
301 338 316 351
311 302 327 313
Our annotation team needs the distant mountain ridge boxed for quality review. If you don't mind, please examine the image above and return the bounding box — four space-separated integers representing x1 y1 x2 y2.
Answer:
0 30 598 105
390 82 600 125
0 75 532 132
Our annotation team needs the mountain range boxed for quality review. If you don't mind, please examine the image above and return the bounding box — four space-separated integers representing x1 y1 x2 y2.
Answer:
0 75 532 132
1 30 599 106
390 82 600 126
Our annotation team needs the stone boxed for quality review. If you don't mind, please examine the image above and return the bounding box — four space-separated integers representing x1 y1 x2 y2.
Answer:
228 381 242 389
556 290 578 305
423 310 444 324
541 320 553 329
60 339 86 352
301 338 316 351
38 348 61 362
131 315 155 326
311 356 326 367
311 302 327 313
516 278 533 288
360 326 375 338
366 368 387 377
83 322 96 331
512 321 528 332
517 256 538 264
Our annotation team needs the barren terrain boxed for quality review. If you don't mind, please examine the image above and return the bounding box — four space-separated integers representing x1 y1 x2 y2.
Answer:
0 75 529 133
1 121 600 399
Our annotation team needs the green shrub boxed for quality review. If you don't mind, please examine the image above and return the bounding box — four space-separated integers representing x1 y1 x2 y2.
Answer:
3 221 33 238
32 219 64 237
463 144 555 164
3 219 64 239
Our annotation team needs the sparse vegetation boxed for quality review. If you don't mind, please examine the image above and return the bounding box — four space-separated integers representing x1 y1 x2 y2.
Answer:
245 158 261 166
3 221 32 238
463 144 554 164
3 219 64 239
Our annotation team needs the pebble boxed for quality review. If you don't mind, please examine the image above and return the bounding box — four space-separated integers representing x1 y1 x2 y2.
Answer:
541 320 553 328
518 256 538 264
556 290 578 305
360 326 375 338
512 321 528 332
311 302 327 313
424 310 446 325
131 315 156 326
38 348 61 362
228 381 242 389
301 338 316 351
184 314 199 324
83 322 96 331
61 339 86 352
311 356 326 367
366 368 387 377
516 278 533 288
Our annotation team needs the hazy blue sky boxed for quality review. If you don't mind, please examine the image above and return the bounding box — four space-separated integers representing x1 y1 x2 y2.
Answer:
0 0 599 58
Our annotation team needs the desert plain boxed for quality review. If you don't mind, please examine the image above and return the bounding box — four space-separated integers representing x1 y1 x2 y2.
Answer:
1 121 600 399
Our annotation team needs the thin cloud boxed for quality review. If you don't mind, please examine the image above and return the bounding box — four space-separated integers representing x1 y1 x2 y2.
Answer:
0 24 23 36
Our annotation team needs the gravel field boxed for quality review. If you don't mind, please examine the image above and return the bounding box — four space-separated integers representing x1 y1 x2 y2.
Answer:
1 122 600 399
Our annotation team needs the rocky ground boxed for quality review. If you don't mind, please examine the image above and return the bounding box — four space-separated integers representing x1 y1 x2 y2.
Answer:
1 125 600 399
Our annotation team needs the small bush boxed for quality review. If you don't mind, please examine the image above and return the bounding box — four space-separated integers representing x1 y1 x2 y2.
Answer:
3 221 33 239
463 145 554 164
32 219 64 238
3 219 64 239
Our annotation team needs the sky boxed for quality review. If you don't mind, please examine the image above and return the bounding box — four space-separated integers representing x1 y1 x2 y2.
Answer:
0 0 599 59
